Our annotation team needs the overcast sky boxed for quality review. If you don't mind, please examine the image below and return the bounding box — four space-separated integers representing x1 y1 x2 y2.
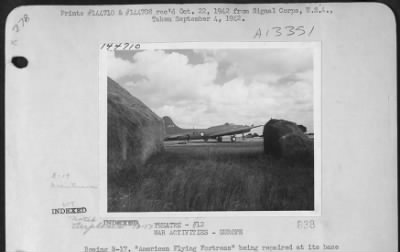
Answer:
108 48 314 132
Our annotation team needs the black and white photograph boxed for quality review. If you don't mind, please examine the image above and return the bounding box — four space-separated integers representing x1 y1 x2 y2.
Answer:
5 3 398 251
104 44 319 213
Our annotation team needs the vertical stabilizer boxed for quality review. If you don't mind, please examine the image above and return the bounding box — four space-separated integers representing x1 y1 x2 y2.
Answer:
162 116 183 135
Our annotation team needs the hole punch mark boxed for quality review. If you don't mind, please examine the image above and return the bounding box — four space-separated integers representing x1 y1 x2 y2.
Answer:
12 56 28 68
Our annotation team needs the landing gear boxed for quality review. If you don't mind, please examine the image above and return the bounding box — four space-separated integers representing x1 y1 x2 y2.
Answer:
217 136 222 142
203 137 209 142
230 136 236 142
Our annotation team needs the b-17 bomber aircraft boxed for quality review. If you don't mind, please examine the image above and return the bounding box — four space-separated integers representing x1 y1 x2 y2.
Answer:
163 116 263 142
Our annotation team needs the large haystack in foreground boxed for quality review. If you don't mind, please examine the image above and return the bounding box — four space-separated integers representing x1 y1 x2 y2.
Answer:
107 77 164 175
263 119 313 163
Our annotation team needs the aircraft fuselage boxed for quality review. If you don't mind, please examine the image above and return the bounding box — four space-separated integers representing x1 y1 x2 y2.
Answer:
164 123 254 141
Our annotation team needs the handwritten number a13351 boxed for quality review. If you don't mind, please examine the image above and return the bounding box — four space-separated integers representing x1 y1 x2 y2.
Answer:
254 25 314 39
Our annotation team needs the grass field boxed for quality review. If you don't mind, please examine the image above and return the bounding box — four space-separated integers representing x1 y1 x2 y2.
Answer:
108 140 314 212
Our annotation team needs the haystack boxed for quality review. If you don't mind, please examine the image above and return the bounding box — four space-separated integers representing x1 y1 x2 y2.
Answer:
263 119 313 162
107 77 164 175
297 124 307 133
279 133 313 163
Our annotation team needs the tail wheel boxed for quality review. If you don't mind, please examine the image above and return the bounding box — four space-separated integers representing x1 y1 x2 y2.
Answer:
231 136 236 142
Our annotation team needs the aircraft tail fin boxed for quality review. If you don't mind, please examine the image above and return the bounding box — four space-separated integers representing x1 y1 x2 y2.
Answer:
163 116 183 135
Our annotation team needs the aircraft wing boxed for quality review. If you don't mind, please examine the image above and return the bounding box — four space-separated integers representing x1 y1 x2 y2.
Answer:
164 133 188 140
208 125 263 138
